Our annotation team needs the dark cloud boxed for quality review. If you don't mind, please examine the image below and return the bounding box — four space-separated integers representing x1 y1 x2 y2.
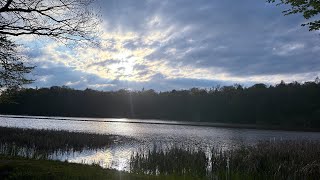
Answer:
25 0 320 90
95 0 158 32
133 64 148 71
87 59 119 68
96 0 319 76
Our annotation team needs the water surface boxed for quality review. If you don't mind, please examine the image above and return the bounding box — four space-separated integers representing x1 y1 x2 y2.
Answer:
1 115 320 170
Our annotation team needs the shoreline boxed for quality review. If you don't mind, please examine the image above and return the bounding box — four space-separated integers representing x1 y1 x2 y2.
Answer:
0 114 319 133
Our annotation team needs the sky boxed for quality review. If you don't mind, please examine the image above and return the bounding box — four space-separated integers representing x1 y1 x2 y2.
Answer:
20 0 320 91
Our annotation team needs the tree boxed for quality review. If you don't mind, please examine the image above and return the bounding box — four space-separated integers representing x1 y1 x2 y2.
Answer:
0 35 33 92
315 76 320 84
0 0 100 94
1 79 320 128
0 0 99 42
268 0 320 31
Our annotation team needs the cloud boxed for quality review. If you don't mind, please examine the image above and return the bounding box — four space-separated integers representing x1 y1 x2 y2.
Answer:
272 43 305 56
18 0 320 91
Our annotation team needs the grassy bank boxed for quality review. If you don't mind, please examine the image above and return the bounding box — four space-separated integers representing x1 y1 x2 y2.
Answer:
0 156 196 180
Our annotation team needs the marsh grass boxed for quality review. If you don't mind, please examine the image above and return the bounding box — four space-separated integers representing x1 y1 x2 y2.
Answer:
130 146 208 177
222 141 320 179
0 126 127 159
130 141 320 179
1 127 320 179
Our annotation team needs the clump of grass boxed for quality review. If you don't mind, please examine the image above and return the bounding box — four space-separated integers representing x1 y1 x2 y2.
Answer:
130 146 208 178
130 141 320 179
215 141 320 179
0 127 128 158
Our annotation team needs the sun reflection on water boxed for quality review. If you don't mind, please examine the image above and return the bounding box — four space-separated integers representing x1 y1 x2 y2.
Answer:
66 148 132 171
2 116 320 171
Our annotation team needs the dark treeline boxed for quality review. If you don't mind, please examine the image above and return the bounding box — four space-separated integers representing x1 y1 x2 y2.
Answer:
1 79 320 129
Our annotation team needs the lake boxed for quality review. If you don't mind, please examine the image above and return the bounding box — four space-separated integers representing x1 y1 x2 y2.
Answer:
1 115 320 171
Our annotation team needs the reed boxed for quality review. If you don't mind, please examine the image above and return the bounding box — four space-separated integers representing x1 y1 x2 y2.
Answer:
218 141 320 179
130 141 320 179
0 126 128 159
1 127 320 179
130 146 208 177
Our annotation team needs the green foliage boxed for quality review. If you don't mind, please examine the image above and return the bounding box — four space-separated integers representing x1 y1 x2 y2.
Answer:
268 0 320 31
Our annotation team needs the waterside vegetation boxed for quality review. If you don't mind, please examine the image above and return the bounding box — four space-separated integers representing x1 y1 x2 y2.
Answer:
130 141 320 179
0 127 127 159
0 127 320 179
0 156 195 180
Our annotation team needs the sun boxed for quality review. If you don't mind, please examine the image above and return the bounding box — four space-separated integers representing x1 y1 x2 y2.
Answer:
121 59 135 76
114 52 135 76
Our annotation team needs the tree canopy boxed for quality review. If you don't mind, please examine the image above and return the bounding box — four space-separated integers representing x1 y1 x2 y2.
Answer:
0 36 33 92
1 79 320 130
268 0 320 31
0 0 99 92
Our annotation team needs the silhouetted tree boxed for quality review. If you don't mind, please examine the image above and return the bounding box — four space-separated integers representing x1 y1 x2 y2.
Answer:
0 0 100 98
0 0 99 42
268 0 320 31
1 79 320 130
0 36 33 92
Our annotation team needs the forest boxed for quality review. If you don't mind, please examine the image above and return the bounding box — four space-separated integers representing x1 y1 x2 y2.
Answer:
1 79 320 129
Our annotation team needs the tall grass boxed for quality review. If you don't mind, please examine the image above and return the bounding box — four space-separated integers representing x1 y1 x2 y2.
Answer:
222 141 320 179
130 141 320 179
0 127 128 159
1 127 320 179
130 146 208 177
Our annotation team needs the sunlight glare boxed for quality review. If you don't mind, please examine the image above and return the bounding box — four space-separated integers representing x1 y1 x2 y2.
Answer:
114 52 135 76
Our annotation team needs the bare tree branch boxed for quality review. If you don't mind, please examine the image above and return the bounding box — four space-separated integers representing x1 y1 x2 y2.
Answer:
0 0 100 43
0 0 101 94
0 0 13 12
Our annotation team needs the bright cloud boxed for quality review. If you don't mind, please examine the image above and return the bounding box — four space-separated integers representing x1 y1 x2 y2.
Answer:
17 0 320 91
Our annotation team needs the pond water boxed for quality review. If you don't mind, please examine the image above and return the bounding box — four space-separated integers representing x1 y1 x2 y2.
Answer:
1 115 320 171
